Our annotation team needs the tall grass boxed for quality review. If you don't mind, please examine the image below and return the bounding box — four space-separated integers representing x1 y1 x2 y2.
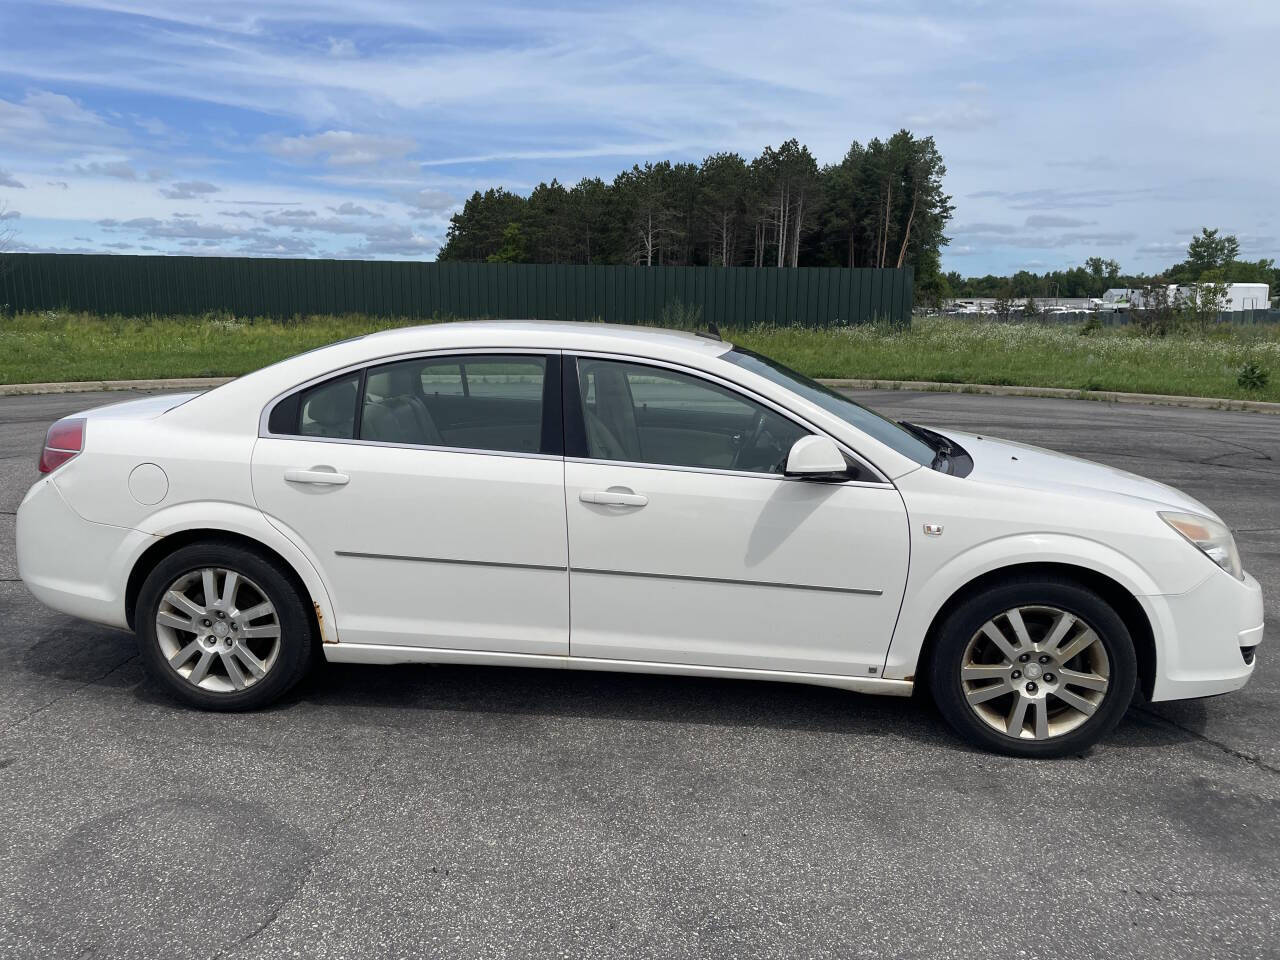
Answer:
2 311 1278 402
735 317 1280 402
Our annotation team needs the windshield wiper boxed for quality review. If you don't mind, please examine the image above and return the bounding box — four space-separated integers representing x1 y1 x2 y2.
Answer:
900 421 954 473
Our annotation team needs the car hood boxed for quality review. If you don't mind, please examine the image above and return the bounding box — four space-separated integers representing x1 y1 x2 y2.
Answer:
934 428 1220 519
72 391 201 421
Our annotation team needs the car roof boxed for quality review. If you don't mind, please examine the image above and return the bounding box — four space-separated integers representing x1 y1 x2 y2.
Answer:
356 319 731 357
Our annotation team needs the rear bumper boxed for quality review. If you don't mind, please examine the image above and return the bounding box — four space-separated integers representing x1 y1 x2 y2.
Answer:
1145 568 1264 701
15 477 152 630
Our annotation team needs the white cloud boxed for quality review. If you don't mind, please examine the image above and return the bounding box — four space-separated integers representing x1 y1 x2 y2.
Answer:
1137 241 1189 255
74 160 139 179
905 102 996 132
327 36 356 57
1025 214 1095 229
159 180 221 199
266 130 416 166
0 90 125 156
0 169 25 188
399 188 454 213
329 201 378 216
952 223 1020 236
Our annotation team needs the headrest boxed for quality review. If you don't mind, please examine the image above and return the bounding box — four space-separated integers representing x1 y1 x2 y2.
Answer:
385 365 419 396
307 380 356 425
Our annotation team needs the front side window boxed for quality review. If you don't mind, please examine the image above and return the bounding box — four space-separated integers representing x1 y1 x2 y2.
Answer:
724 347 936 466
574 358 808 474
361 354 547 454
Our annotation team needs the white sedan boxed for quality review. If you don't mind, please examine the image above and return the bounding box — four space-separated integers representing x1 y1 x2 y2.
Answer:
16 321 1264 756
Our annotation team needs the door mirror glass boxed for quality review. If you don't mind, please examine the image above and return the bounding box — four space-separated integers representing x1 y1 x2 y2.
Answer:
785 435 846 477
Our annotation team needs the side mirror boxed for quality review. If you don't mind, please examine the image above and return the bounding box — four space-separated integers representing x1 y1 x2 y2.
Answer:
785 435 846 478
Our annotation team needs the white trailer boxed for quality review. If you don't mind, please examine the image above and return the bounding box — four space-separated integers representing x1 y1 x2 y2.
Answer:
1173 283 1269 311
1222 283 1270 311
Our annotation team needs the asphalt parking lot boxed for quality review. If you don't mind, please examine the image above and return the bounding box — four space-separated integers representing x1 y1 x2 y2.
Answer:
1 388 1277 960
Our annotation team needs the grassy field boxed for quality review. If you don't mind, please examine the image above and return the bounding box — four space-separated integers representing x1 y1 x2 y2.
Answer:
2 311 1278 402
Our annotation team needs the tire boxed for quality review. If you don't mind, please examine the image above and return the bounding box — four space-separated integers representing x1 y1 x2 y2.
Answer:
136 540 317 711
928 576 1136 758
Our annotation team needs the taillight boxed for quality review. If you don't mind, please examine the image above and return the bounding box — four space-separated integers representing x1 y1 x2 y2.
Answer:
38 418 86 474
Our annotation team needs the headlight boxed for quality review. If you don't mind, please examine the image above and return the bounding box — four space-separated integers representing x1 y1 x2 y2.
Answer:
1160 511 1243 580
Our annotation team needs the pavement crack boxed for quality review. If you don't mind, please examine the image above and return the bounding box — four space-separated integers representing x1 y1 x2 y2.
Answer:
0 653 139 735
1136 706 1280 775
219 735 391 958
1186 432 1276 462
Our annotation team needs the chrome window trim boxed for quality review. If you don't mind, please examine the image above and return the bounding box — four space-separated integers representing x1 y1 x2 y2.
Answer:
567 349 892 485
257 347 561 461
564 455 892 488
261 434 562 462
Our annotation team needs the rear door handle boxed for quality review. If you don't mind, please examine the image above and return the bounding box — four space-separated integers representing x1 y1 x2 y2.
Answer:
284 467 350 486
580 488 647 507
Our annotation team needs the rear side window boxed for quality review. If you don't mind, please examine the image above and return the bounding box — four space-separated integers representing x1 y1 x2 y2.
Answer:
361 354 548 454
267 355 558 454
282 374 359 439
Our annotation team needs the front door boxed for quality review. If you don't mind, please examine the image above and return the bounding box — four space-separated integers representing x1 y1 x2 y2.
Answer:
252 352 569 655
563 356 910 677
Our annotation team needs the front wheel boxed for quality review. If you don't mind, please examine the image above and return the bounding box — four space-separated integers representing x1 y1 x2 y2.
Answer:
136 541 317 710
929 578 1137 758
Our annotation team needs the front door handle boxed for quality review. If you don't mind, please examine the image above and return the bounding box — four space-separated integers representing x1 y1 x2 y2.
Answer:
284 467 350 486
580 488 647 507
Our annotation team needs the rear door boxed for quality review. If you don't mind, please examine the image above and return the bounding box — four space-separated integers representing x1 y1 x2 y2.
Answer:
251 351 569 654
563 355 911 678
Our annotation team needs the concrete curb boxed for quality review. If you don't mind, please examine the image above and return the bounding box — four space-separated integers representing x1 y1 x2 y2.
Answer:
0 377 235 397
1 373 1278 415
818 378 1280 414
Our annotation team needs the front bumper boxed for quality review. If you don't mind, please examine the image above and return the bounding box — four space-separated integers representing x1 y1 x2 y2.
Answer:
15 477 153 630
1144 567 1264 701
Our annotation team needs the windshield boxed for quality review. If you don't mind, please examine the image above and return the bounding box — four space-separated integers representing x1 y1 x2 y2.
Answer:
723 347 936 467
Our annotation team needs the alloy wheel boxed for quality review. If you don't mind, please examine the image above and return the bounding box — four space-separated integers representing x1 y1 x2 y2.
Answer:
960 604 1111 740
154 567 282 693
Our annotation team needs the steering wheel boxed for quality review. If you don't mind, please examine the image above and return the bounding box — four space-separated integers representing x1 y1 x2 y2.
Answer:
730 410 767 471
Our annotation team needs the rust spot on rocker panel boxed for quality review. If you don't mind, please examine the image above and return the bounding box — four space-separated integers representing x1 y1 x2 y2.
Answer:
314 601 335 644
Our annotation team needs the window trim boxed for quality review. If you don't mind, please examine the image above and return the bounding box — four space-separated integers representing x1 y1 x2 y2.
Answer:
259 347 563 460
562 351 890 485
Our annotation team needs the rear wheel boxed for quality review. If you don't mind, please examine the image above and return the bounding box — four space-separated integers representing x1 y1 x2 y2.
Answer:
929 578 1136 757
136 542 316 710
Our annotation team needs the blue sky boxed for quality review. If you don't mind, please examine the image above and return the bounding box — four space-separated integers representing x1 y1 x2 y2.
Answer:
0 0 1276 275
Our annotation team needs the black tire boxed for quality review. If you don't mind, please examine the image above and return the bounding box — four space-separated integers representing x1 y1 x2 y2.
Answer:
928 576 1136 758
136 540 316 711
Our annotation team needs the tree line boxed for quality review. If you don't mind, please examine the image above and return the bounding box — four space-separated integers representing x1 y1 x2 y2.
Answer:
945 228 1277 303
437 132 954 280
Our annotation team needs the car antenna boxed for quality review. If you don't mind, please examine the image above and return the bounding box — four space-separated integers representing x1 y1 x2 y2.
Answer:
696 323 722 341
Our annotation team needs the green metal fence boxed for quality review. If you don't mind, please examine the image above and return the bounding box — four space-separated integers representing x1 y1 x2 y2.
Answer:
0 254 913 327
